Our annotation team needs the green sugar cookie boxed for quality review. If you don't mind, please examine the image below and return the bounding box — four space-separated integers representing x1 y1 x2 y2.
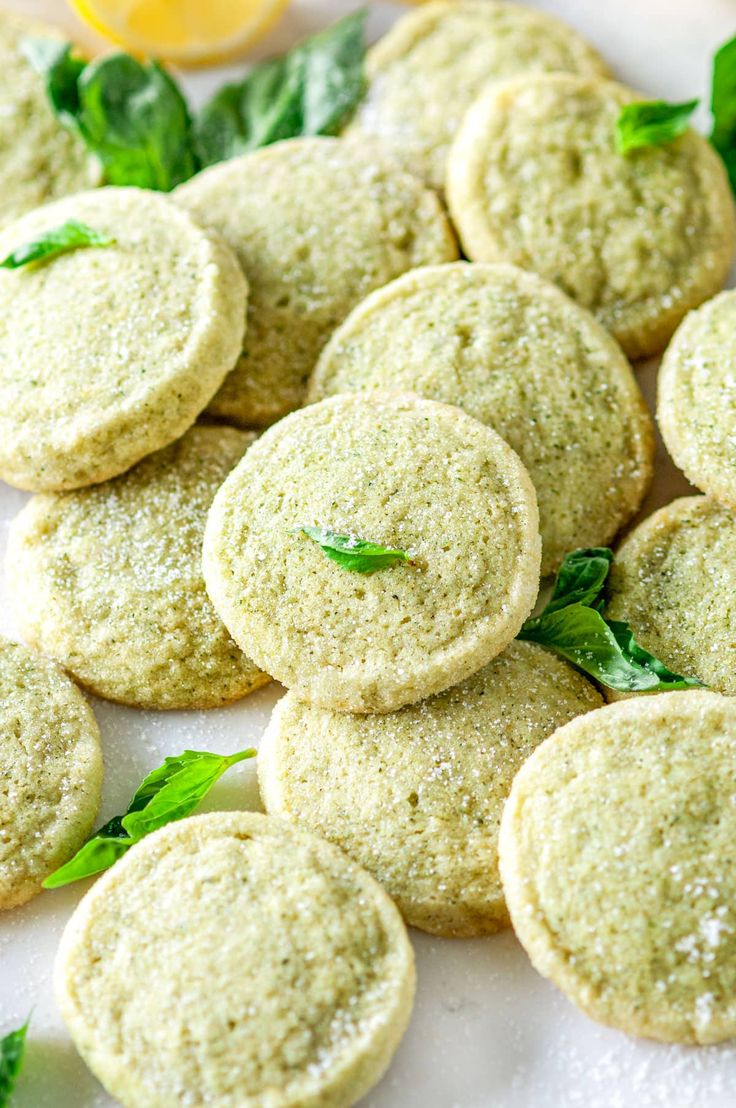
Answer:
0 636 102 909
259 641 602 937
347 0 608 191
604 496 736 697
56 812 415 1108
176 137 457 427
309 262 653 574
203 392 541 713
500 692 736 1044
447 74 736 360
0 186 247 491
658 290 736 507
0 11 100 228
7 426 268 710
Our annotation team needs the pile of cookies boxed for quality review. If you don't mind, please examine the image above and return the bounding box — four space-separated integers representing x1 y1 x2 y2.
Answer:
2 1 736 1104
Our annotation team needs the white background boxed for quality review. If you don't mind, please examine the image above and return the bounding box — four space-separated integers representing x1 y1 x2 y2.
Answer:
1 1 734 1105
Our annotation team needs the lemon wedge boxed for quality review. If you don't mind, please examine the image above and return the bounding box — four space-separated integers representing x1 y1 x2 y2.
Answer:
69 0 290 66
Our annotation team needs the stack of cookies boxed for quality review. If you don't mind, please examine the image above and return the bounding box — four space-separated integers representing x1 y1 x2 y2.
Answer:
2 1 736 1103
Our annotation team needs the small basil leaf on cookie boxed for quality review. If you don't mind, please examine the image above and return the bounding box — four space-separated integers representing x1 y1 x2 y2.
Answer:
43 748 255 887
519 548 703 692
292 525 411 573
0 219 115 269
24 40 196 190
711 34 736 193
605 618 703 688
193 10 366 167
0 1017 30 1108
615 98 699 153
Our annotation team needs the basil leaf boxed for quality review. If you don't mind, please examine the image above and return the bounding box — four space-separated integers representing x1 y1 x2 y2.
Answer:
543 546 613 614
518 547 703 692
24 12 365 185
0 1018 29 1108
605 619 703 688
193 58 303 167
519 603 695 692
43 748 255 888
0 220 114 269
42 810 145 889
42 834 131 889
615 98 699 154
78 55 197 190
293 525 411 573
24 41 197 191
121 750 253 839
193 10 366 167
711 34 736 194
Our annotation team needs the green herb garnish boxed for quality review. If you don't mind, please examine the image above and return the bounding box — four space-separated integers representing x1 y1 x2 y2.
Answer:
710 34 736 194
194 10 366 167
21 35 85 127
22 10 366 190
518 547 704 693
0 1018 29 1108
0 219 115 269
615 98 699 154
611 34 736 193
43 748 255 888
22 39 197 191
293 525 412 574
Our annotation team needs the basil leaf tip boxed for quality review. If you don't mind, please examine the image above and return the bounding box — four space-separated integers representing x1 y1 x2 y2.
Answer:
0 219 115 270
21 36 85 129
518 547 703 693
292 525 412 574
193 9 366 168
23 9 367 190
0 1016 30 1108
43 747 255 888
615 98 699 154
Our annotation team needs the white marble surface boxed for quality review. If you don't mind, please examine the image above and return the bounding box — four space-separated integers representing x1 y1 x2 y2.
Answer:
0 1 733 1105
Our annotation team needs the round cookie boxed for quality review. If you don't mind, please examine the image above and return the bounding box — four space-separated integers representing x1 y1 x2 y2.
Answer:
0 11 100 228
0 636 102 909
604 496 736 697
56 811 415 1108
0 187 247 491
203 392 541 713
499 692 736 1044
347 0 609 191
175 136 457 428
447 73 736 360
658 290 736 507
309 262 654 574
259 641 602 937
7 425 268 711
